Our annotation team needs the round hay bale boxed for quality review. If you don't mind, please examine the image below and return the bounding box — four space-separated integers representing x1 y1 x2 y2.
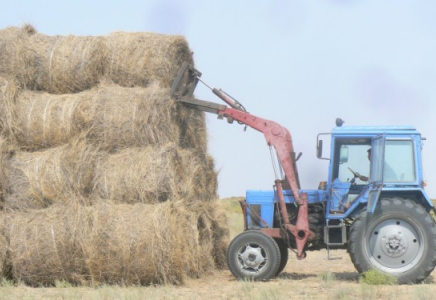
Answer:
0 27 194 92
6 200 228 286
83 201 206 285
8 89 94 150
30 33 108 94
6 82 207 152
0 25 38 90
92 144 217 204
2 139 98 210
6 204 92 286
105 32 193 88
85 82 182 150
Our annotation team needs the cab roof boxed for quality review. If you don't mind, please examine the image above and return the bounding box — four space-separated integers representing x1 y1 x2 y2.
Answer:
332 125 419 136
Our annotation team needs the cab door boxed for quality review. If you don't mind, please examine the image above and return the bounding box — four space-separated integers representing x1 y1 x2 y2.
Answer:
367 135 385 212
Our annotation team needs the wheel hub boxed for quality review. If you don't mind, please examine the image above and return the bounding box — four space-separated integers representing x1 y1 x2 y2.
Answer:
385 234 406 255
238 244 266 272
368 218 423 272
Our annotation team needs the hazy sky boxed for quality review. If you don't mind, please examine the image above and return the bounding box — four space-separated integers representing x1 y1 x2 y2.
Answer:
1 0 435 198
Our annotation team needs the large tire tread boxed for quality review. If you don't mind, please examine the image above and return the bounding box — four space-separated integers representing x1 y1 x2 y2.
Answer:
274 239 289 276
227 230 281 281
348 197 436 284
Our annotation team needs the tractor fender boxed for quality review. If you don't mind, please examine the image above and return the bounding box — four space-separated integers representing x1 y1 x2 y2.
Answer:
374 188 435 214
342 187 434 220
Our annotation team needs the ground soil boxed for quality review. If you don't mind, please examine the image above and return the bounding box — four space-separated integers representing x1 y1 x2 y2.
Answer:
4 249 436 299
175 249 436 299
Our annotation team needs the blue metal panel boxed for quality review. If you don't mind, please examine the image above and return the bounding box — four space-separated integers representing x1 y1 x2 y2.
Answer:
246 189 327 228
326 186 371 219
330 179 352 211
246 189 327 205
332 126 418 136
325 187 433 220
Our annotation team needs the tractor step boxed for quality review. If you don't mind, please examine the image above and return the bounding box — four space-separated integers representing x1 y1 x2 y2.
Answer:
324 220 347 260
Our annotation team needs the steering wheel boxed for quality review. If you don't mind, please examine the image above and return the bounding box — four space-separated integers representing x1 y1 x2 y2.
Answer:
348 167 361 178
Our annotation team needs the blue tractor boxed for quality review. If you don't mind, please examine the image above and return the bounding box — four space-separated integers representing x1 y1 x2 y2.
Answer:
171 63 436 284
239 122 436 283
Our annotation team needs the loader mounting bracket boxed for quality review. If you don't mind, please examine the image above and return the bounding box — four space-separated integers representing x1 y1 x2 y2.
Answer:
170 62 202 101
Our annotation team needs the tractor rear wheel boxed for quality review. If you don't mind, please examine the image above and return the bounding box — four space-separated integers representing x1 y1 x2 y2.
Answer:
227 230 281 281
348 198 436 284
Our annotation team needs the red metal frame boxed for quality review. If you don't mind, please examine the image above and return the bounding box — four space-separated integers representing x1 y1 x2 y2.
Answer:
171 63 313 259
220 107 313 259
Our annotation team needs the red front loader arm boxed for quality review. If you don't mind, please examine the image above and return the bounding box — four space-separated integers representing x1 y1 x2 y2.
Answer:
170 62 314 258
220 107 314 258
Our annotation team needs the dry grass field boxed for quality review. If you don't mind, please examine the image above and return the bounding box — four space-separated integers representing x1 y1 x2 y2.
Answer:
2 197 436 299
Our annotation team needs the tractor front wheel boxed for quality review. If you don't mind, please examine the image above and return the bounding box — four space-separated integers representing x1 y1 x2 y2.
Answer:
227 230 281 281
274 239 289 276
348 198 436 284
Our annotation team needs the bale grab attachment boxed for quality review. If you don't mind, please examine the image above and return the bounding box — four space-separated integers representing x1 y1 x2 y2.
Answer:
170 62 314 259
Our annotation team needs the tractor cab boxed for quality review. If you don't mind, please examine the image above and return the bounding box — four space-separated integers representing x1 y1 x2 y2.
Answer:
317 122 430 219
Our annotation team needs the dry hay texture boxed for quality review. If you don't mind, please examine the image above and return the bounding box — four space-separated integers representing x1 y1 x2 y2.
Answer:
1 139 98 211
0 77 18 132
30 33 108 94
4 89 91 149
1 140 217 210
93 144 217 204
0 25 193 93
3 201 228 286
0 24 227 286
0 212 7 278
1 82 207 152
0 26 38 90
84 83 192 151
105 31 193 88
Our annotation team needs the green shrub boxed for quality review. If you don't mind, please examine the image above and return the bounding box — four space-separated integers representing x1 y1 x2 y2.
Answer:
360 269 397 285
54 280 73 288
0 278 14 287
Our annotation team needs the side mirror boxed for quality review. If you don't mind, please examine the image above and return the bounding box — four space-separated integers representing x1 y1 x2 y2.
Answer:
340 145 349 163
316 133 331 160
317 140 323 158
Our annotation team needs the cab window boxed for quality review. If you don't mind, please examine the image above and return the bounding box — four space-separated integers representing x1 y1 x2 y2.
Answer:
384 140 416 182
333 139 371 184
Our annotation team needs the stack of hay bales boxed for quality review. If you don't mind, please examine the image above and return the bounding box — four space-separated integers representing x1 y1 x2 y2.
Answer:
0 25 228 286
